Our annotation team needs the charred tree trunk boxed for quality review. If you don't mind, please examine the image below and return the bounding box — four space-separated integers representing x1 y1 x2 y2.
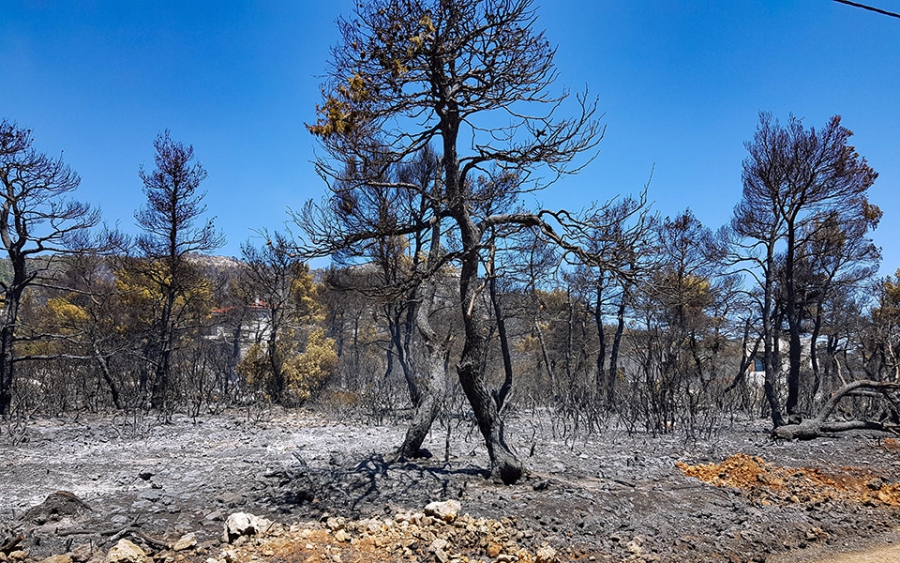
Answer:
92 341 122 410
594 278 607 401
150 279 177 411
608 288 627 407
774 380 900 440
0 286 23 417
762 244 786 427
488 249 514 412
267 313 285 403
458 247 522 483
397 179 447 460
784 222 803 417
396 283 447 459
447 114 522 483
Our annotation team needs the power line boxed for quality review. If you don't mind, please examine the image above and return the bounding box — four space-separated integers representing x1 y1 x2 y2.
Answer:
833 0 900 19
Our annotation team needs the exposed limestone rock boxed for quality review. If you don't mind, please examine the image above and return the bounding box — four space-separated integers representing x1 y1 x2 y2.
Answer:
222 513 272 543
325 517 345 532
69 544 93 563
172 533 197 552
104 540 149 563
39 555 73 563
423 500 461 523
535 545 557 563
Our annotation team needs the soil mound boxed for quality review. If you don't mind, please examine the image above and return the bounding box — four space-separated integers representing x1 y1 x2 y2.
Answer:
20 492 92 525
676 453 900 507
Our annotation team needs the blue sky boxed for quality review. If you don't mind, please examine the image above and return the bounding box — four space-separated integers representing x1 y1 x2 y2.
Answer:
1 1 898 274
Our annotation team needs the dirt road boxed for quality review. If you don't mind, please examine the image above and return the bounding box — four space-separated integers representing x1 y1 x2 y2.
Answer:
816 546 900 563
771 538 900 563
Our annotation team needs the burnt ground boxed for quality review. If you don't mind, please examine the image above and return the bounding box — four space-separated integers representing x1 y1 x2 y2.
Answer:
1 408 899 563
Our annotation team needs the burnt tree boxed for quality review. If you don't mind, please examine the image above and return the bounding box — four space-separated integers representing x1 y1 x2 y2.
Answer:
134 132 224 411
0 121 100 417
302 0 604 483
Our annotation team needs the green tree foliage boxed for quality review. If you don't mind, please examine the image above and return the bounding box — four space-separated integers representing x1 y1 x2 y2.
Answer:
237 248 334 406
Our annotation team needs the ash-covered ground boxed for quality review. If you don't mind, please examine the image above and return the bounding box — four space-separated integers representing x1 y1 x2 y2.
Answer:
1 409 899 563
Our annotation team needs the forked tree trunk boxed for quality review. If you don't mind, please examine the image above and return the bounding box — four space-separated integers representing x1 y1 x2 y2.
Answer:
397 184 447 460
397 282 447 459
458 244 522 484
92 341 122 410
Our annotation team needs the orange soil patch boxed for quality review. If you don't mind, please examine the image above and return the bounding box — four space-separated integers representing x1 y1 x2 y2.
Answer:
676 454 900 507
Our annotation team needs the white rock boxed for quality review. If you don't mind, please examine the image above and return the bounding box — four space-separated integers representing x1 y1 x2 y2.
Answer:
104 540 149 563
536 546 558 563
326 516 345 531
172 532 197 552
222 512 272 543
424 500 461 523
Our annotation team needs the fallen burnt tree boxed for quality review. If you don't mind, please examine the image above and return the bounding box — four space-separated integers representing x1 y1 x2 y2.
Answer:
774 379 900 440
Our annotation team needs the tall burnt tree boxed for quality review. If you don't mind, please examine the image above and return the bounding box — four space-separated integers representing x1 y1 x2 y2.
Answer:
313 144 450 459
0 121 100 417
303 0 603 483
572 192 651 407
134 132 224 411
731 113 877 427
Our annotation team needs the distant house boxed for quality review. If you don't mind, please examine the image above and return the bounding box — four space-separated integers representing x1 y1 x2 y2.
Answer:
206 300 272 357
746 336 813 386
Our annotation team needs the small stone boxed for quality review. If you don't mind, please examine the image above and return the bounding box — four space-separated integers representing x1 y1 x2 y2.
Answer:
205 510 224 522
8 554 27 563
70 544 93 563
104 539 149 563
333 530 349 543
424 500 461 523
536 546 557 563
172 533 197 552
40 555 73 563
625 540 643 555
487 543 502 558
138 490 162 502
326 517 345 532
216 493 243 508
222 512 272 543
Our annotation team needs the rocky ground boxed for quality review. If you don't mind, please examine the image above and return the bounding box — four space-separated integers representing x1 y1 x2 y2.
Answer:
1 409 899 563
